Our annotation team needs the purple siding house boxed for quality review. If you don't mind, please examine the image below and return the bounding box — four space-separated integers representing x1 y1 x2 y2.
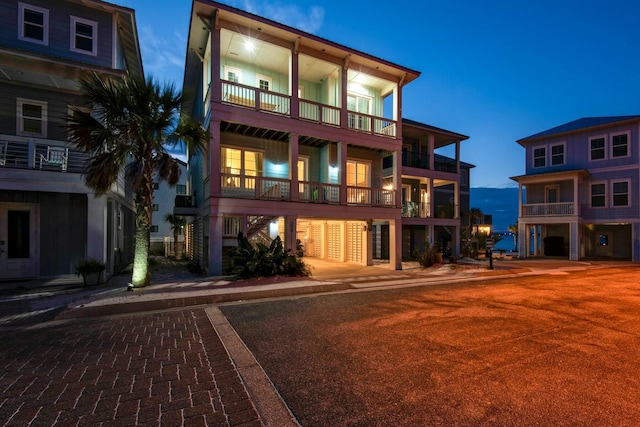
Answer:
511 116 640 261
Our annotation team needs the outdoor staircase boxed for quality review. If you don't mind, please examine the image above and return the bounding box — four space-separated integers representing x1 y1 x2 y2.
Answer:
246 215 278 240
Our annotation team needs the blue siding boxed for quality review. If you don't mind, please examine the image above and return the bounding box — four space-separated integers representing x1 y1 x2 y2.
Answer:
1 0 114 69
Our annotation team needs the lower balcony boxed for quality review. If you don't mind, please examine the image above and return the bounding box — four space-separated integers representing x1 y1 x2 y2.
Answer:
220 173 396 207
522 202 576 217
0 136 86 174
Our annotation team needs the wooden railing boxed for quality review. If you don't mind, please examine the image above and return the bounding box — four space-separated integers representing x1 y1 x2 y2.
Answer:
522 202 575 217
299 181 340 203
221 81 290 115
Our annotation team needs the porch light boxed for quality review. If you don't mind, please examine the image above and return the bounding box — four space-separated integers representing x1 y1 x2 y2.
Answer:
244 39 255 52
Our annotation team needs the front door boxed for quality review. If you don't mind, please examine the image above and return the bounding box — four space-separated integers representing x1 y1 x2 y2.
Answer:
0 203 39 280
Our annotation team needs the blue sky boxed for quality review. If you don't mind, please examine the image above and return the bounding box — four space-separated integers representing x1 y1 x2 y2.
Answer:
120 0 640 188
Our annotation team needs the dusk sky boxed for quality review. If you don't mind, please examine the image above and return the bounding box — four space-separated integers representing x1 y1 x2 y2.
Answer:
120 0 640 188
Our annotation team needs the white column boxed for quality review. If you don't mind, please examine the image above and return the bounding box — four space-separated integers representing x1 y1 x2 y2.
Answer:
289 133 299 202
389 219 402 270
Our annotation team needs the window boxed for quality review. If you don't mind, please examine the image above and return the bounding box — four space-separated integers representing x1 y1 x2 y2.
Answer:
612 181 629 206
224 66 242 84
221 147 263 189
346 160 371 203
550 143 565 166
17 98 47 137
533 147 546 168
150 225 159 233
611 133 628 158
70 16 97 55
590 183 606 207
176 184 187 195
347 93 373 131
18 3 48 45
256 74 272 91
152 204 159 211
589 136 606 161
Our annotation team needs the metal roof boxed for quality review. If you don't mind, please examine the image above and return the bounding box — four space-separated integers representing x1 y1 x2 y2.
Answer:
518 116 640 144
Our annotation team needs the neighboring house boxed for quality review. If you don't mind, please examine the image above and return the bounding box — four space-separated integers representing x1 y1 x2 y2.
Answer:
0 0 143 280
511 116 640 261
180 0 469 275
150 159 187 255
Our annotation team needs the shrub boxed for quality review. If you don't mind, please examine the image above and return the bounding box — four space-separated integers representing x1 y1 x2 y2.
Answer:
229 233 310 279
75 258 106 276
413 244 439 268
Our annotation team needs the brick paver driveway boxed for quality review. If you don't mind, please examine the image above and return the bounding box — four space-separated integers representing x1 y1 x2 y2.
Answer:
0 309 261 426
222 266 640 426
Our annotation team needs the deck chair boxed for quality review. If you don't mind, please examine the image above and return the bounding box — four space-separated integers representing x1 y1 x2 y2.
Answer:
0 141 6 166
39 146 68 171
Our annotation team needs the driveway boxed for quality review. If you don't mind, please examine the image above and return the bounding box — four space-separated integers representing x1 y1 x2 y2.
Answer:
221 265 640 426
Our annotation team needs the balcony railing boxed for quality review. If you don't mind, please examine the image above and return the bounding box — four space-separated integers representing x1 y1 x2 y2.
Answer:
348 112 396 138
299 181 340 203
434 203 458 219
221 81 290 115
434 158 457 173
221 174 291 200
522 202 575 217
347 186 395 207
402 201 430 218
403 151 430 169
0 136 86 174
299 100 340 127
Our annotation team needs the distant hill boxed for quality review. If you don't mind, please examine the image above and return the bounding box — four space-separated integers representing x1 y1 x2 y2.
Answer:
470 187 518 232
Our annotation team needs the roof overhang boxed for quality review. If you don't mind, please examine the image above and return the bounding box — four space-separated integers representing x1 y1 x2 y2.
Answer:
510 169 590 184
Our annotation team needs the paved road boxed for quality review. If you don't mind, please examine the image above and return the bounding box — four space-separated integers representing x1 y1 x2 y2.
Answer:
221 266 640 426
0 308 263 426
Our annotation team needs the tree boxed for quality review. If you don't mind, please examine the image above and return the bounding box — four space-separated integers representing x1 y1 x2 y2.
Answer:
508 223 519 251
66 72 206 287
165 214 186 258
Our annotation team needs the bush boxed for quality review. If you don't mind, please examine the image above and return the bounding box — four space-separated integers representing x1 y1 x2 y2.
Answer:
75 258 106 276
413 244 439 268
228 233 310 279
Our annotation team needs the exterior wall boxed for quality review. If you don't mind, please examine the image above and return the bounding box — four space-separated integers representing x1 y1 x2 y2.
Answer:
150 161 187 251
518 118 640 261
0 0 114 68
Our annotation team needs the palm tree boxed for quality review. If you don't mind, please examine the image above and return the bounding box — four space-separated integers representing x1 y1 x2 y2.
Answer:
508 223 519 251
165 214 186 258
66 72 206 287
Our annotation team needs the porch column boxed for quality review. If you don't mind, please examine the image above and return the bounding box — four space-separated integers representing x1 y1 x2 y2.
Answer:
428 178 435 218
211 21 221 104
209 214 223 276
210 119 221 197
340 59 349 130
518 183 523 217
285 216 298 252
428 135 435 170
569 221 579 261
389 218 402 270
289 133 299 202
290 44 299 119
518 222 527 259
338 141 348 205
454 181 460 219
455 140 460 173
573 177 578 215
394 150 401 209
87 195 107 263
365 220 373 266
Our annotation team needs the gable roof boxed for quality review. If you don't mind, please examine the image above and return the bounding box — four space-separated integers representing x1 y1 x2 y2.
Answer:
518 116 640 145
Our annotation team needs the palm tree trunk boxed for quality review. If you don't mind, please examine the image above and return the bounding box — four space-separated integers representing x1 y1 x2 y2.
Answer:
131 182 152 287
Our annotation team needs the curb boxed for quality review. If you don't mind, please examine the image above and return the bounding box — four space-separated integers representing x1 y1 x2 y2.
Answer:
56 282 351 319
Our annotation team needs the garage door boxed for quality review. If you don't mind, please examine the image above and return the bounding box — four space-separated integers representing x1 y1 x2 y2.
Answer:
328 223 341 260
347 222 362 263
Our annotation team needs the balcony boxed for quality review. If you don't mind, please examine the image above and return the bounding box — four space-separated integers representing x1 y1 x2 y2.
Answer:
522 202 576 217
0 137 86 174
219 81 396 138
220 173 396 207
402 201 430 218
174 195 197 216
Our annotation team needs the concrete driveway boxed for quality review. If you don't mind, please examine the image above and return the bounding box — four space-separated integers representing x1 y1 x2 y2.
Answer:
221 265 640 426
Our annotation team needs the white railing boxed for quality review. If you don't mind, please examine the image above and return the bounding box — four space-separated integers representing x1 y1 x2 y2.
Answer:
522 202 576 217
0 135 86 173
347 112 397 138
347 186 395 207
221 81 290 115
299 181 340 203
223 216 242 237
299 100 341 126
